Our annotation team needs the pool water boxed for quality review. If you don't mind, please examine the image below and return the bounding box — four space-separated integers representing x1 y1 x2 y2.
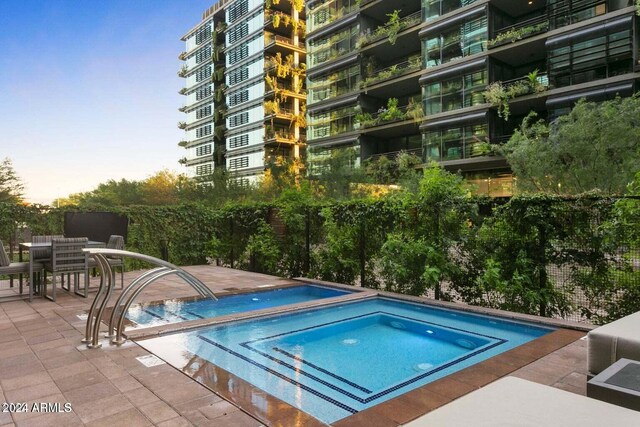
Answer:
140 297 553 423
126 284 350 328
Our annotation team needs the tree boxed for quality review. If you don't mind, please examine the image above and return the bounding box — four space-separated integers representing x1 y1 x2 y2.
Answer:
141 170 186 205
502 95 640 195
70 179 144 207
0 158 24 203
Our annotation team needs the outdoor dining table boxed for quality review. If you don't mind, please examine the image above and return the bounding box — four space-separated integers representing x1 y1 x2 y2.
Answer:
18 240 106 301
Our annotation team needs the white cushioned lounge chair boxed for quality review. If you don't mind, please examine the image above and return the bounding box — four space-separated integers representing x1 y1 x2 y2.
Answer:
403 377 640 427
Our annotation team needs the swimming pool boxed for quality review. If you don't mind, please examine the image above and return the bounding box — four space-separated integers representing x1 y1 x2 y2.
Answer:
139 296 553 424
125 284 351 328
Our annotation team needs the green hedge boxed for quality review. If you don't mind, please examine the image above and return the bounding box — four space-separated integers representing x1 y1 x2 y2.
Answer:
1 195 638 324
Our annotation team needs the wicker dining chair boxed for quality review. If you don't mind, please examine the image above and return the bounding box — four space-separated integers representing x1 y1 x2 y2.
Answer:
0 240 43 301
43 237 89 301
31 235 64 261
88 235 125 289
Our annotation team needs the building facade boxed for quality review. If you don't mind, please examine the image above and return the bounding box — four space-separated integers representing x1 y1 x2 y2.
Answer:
305 0 639 195
179 0 307 182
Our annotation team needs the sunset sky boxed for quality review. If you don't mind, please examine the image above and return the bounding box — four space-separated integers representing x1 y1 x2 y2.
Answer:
0 0 217 203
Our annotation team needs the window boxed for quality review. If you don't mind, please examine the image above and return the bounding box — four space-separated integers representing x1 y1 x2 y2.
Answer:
228 112 249 127
196 144 212 156
229 89 249 106
195 46 212 64
422 69 487 115
229 134 249 148
228 22 248 44
196 164 213 175
196 85 212 101
196 125 212 138
423 123 488 161
229 156 249 169
424 14 487 67
228 0 248 23
548 24 632 88
308 24 359 67
308 105 358 140
196 105 212 119
308 0 359 33
422 0 480 22
308 145 360 175
549 0 607 30
196 66 212 82
308 64 361 105
228 66 249 86
195 25 212 45
228 44 249 65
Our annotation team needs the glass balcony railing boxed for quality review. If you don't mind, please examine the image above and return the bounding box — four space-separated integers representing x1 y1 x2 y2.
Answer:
363 55 422 87
358 11 422 47
488 15 549 48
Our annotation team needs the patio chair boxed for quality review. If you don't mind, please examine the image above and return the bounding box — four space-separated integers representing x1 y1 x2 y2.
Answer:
402 377 640 426
88 235 125 289
43 237 89 301
0 239 43 301
31 235 64 261
587 310 640 375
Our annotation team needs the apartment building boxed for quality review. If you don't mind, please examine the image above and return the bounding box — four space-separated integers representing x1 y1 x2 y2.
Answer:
179 0 306 182
305 0 639 194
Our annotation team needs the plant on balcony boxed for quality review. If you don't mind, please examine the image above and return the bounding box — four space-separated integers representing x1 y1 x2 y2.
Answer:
213 67 224 82
177 65 188 77
484 69 549 120
177 121 187 130
178 51 187 61
385 10 402 45
265 75 277 92
355 112 374 128
292 0 304 13
379 98 404 122
488 21 549 47
264 100 281 115
273 13 281 28
179 88 187 95
408 54 422 70
178 140 188 147
636 0 640 16
215 87 224 103
178 157 188 165
178 106 187 113
214 125 226 140
215 21 227 33
405 98 424 124
483 82 510 120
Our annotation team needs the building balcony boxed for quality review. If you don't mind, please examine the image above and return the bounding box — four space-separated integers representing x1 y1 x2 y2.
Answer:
265 82 307 100
264 105 295 121
366 147 422 163
488 14 549 49
358 10 421 48
356 102 422 130
362 55 422 89
264 128 305 146
264 32 306 55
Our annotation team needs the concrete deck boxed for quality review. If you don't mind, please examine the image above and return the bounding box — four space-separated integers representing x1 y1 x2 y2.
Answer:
0 266 590 426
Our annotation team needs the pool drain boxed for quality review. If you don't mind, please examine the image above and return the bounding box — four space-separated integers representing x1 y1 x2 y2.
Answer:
341 338 359 345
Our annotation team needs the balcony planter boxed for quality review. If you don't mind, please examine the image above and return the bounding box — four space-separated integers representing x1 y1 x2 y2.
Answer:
177 121 187 130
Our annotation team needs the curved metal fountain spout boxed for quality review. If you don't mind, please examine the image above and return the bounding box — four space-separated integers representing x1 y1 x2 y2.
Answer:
82 248 217 348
